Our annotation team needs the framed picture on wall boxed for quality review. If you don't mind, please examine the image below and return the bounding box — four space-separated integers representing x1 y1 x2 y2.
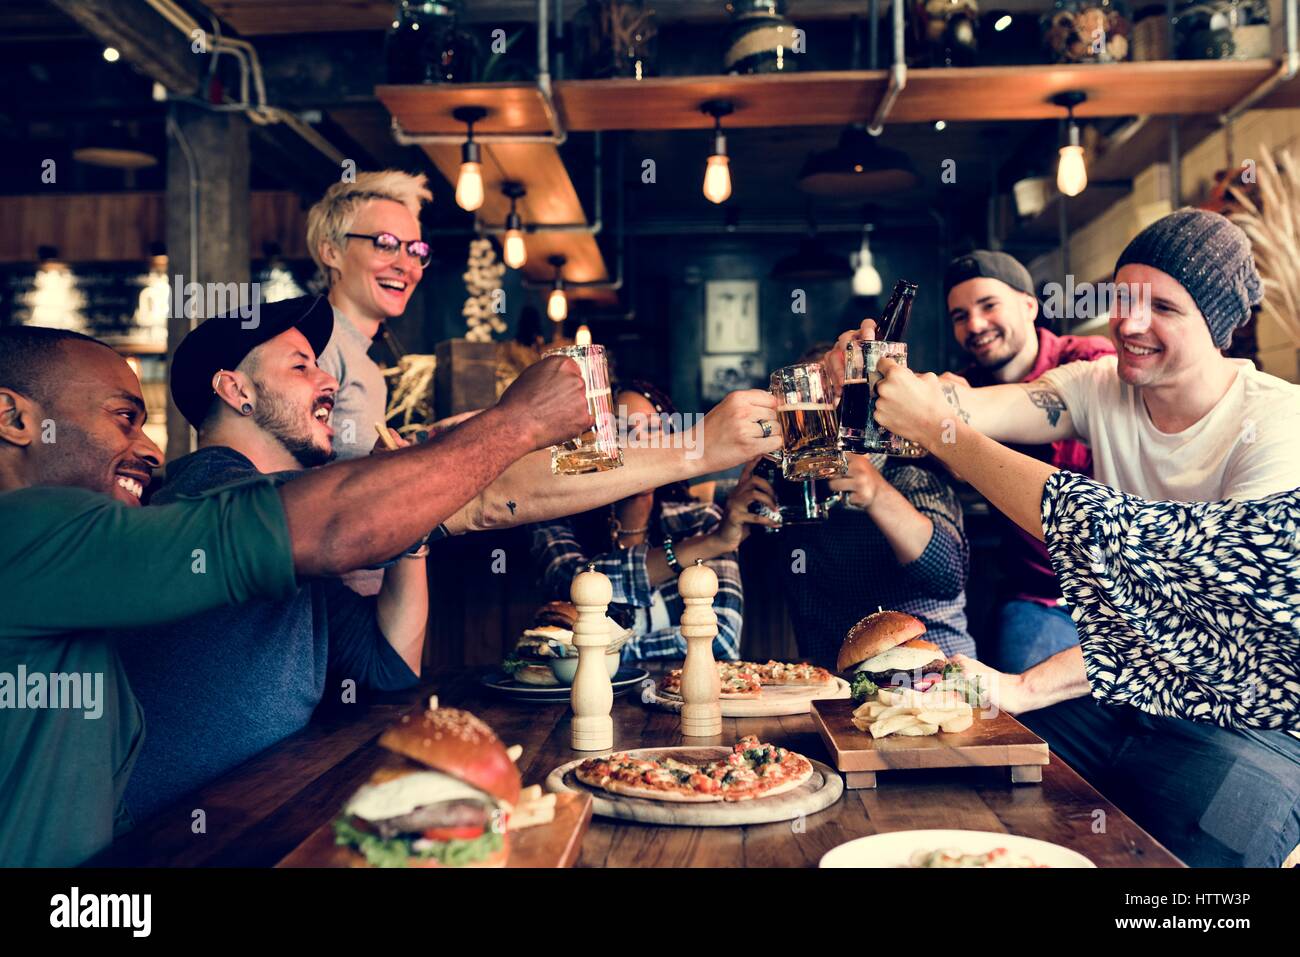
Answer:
701 353 763 402
705 280 760 353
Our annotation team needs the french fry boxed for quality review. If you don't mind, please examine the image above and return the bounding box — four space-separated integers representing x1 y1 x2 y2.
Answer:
897 722 939 737
506 744 524 763
940 713 974 733
876 688 903 707
913 709 957 726
518 784 542 804
870 713 918 738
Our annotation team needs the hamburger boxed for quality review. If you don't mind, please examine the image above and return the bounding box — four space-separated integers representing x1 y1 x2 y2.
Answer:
504 601 579 686
332 706 521 867
837 611 949 701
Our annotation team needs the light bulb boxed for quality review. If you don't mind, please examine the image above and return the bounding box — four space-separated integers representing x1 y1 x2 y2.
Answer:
575 325 592 346
456 161 484 211
1057 144 1088 197
502 228 527 269
703 154 732 204
547 287 568 322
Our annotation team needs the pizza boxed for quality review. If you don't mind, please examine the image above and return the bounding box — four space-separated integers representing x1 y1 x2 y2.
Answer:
660 660 833 698
573 736 814 803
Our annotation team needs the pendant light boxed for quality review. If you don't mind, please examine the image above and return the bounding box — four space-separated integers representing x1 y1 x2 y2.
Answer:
501 182 527 270
1051 92 1088 198
453 106 487 212
851 224 883 297
700 99 735 205
547 255 568 322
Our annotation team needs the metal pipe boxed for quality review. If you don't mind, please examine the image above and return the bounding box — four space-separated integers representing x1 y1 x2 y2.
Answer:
868 0 906 136
1169 115 1181 206
554 0 565 81
869 0 879 70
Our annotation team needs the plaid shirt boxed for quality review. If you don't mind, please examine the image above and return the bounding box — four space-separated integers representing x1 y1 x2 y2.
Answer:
530 501 743 661
755 455 973 666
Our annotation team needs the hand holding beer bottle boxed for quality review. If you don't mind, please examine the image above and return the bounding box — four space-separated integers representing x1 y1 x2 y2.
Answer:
715 460 782 548
496 354 593 452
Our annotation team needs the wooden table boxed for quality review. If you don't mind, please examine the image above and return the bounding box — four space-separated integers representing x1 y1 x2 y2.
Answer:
94 666 1183 868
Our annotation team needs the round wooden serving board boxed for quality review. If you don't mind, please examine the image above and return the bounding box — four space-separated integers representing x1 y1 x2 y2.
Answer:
648 677 850 717
545 745 844 826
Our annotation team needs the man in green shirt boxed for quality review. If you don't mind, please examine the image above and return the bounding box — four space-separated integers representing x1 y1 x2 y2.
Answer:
0 324 592 866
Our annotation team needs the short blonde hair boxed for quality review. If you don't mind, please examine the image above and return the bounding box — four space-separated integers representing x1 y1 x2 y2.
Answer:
306 170 433 285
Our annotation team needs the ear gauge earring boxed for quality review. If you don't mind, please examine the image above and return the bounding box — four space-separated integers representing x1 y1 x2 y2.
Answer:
240 403 253 416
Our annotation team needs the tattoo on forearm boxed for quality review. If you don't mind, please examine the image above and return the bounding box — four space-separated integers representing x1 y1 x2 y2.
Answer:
941 384 971 424
1025 386 1067 427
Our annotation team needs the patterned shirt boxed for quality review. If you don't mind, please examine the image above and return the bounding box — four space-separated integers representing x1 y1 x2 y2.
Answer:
1041 470 1300 733
757 456 973 665
530 501 742 660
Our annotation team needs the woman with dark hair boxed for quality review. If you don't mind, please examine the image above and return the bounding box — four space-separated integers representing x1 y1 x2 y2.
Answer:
530 379 778 659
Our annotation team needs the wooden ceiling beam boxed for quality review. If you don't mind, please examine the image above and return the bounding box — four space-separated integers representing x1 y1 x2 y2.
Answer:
45 0 203 96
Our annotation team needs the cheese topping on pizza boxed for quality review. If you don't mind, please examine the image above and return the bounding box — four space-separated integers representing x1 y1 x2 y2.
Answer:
573 736 814 802
661 661 833 697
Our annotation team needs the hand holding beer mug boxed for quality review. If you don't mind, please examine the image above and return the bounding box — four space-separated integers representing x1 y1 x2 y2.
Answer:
769 362 848 481
839 339 925 458
541 344 624 475
873 357 955 453
496 352 592 451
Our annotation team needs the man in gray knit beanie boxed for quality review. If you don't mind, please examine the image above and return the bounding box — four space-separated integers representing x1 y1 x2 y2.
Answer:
1114 208 1263 349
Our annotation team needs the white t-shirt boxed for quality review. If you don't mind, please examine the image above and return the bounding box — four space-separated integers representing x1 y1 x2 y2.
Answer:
1038 355 1300 502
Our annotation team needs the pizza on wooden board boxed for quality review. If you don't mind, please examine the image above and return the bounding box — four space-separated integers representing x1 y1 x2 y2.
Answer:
660 660 834 698
573 736 815 803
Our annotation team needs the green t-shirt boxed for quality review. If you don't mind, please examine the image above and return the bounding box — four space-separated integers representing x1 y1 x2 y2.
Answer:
0 481 297 866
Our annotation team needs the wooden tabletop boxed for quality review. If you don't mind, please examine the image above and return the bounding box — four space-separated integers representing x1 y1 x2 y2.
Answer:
94 665 1184 868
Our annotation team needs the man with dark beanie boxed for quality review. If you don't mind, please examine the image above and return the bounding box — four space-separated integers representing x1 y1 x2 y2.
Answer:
925 209 1300 505
943 250 1113 672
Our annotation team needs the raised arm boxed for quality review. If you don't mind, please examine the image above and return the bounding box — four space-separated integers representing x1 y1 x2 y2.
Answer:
831 316 1075 445
445 389 784 534
939 378 1076 446
279 355 591 577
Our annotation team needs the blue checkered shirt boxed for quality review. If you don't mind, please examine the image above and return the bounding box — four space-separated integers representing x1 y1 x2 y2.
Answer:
529 501 743 661
754 456 973 666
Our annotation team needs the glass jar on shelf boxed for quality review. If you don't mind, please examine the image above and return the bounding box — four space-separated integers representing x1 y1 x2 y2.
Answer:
1041 0 1133 64
914 0 980 67
574 0 659 79
724 0 801 74
1172 0 1271 60
385 0 481 84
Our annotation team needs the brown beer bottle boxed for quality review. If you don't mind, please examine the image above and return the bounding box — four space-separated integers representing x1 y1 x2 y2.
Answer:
879 280 918 341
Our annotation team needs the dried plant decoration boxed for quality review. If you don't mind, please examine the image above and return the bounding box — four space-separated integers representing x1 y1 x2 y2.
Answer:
1228 147 1300 349
383 353 437 438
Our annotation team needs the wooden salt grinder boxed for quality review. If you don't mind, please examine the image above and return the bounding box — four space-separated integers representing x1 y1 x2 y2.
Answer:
570 563 614 751
678 559 722 737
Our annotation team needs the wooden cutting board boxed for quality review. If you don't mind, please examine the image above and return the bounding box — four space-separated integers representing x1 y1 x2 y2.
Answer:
648 677 851 717
546 745 843 826
275 791 593 868
811 698 1050 790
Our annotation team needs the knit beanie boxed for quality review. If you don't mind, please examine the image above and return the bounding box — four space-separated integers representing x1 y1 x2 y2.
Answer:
1114 209 1263 347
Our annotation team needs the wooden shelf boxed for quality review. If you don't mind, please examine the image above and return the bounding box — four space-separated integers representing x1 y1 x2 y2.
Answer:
380 60 1298 137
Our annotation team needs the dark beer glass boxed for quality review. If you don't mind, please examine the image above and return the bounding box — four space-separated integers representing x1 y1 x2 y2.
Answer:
840 339 924 457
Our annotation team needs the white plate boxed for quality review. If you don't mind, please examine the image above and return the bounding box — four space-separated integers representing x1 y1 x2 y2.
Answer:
819 829 1096 869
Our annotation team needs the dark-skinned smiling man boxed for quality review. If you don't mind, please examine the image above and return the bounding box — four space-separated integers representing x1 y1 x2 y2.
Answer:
0 297 783 867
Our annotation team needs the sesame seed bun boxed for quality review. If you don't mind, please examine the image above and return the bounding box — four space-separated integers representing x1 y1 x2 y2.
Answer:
836 611 930 673
379 707 522 808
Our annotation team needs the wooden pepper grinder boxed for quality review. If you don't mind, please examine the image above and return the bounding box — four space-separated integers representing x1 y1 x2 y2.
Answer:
570 563 614 751
678 559 722 737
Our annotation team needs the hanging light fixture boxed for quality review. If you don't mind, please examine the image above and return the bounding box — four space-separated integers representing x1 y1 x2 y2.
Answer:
452 106 487 212
851 224 883 297
700 99 735 205
500 181 527 270
547 255 568 322
1051 91 1088 198
574 324 592 346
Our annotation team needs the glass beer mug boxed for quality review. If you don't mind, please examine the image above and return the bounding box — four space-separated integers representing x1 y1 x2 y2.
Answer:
839 339 925 458
543 343 624 475
769 362 848 480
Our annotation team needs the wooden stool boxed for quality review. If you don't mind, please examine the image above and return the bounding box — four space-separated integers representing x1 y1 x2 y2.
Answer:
569 564 614 751
678 560 722 738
